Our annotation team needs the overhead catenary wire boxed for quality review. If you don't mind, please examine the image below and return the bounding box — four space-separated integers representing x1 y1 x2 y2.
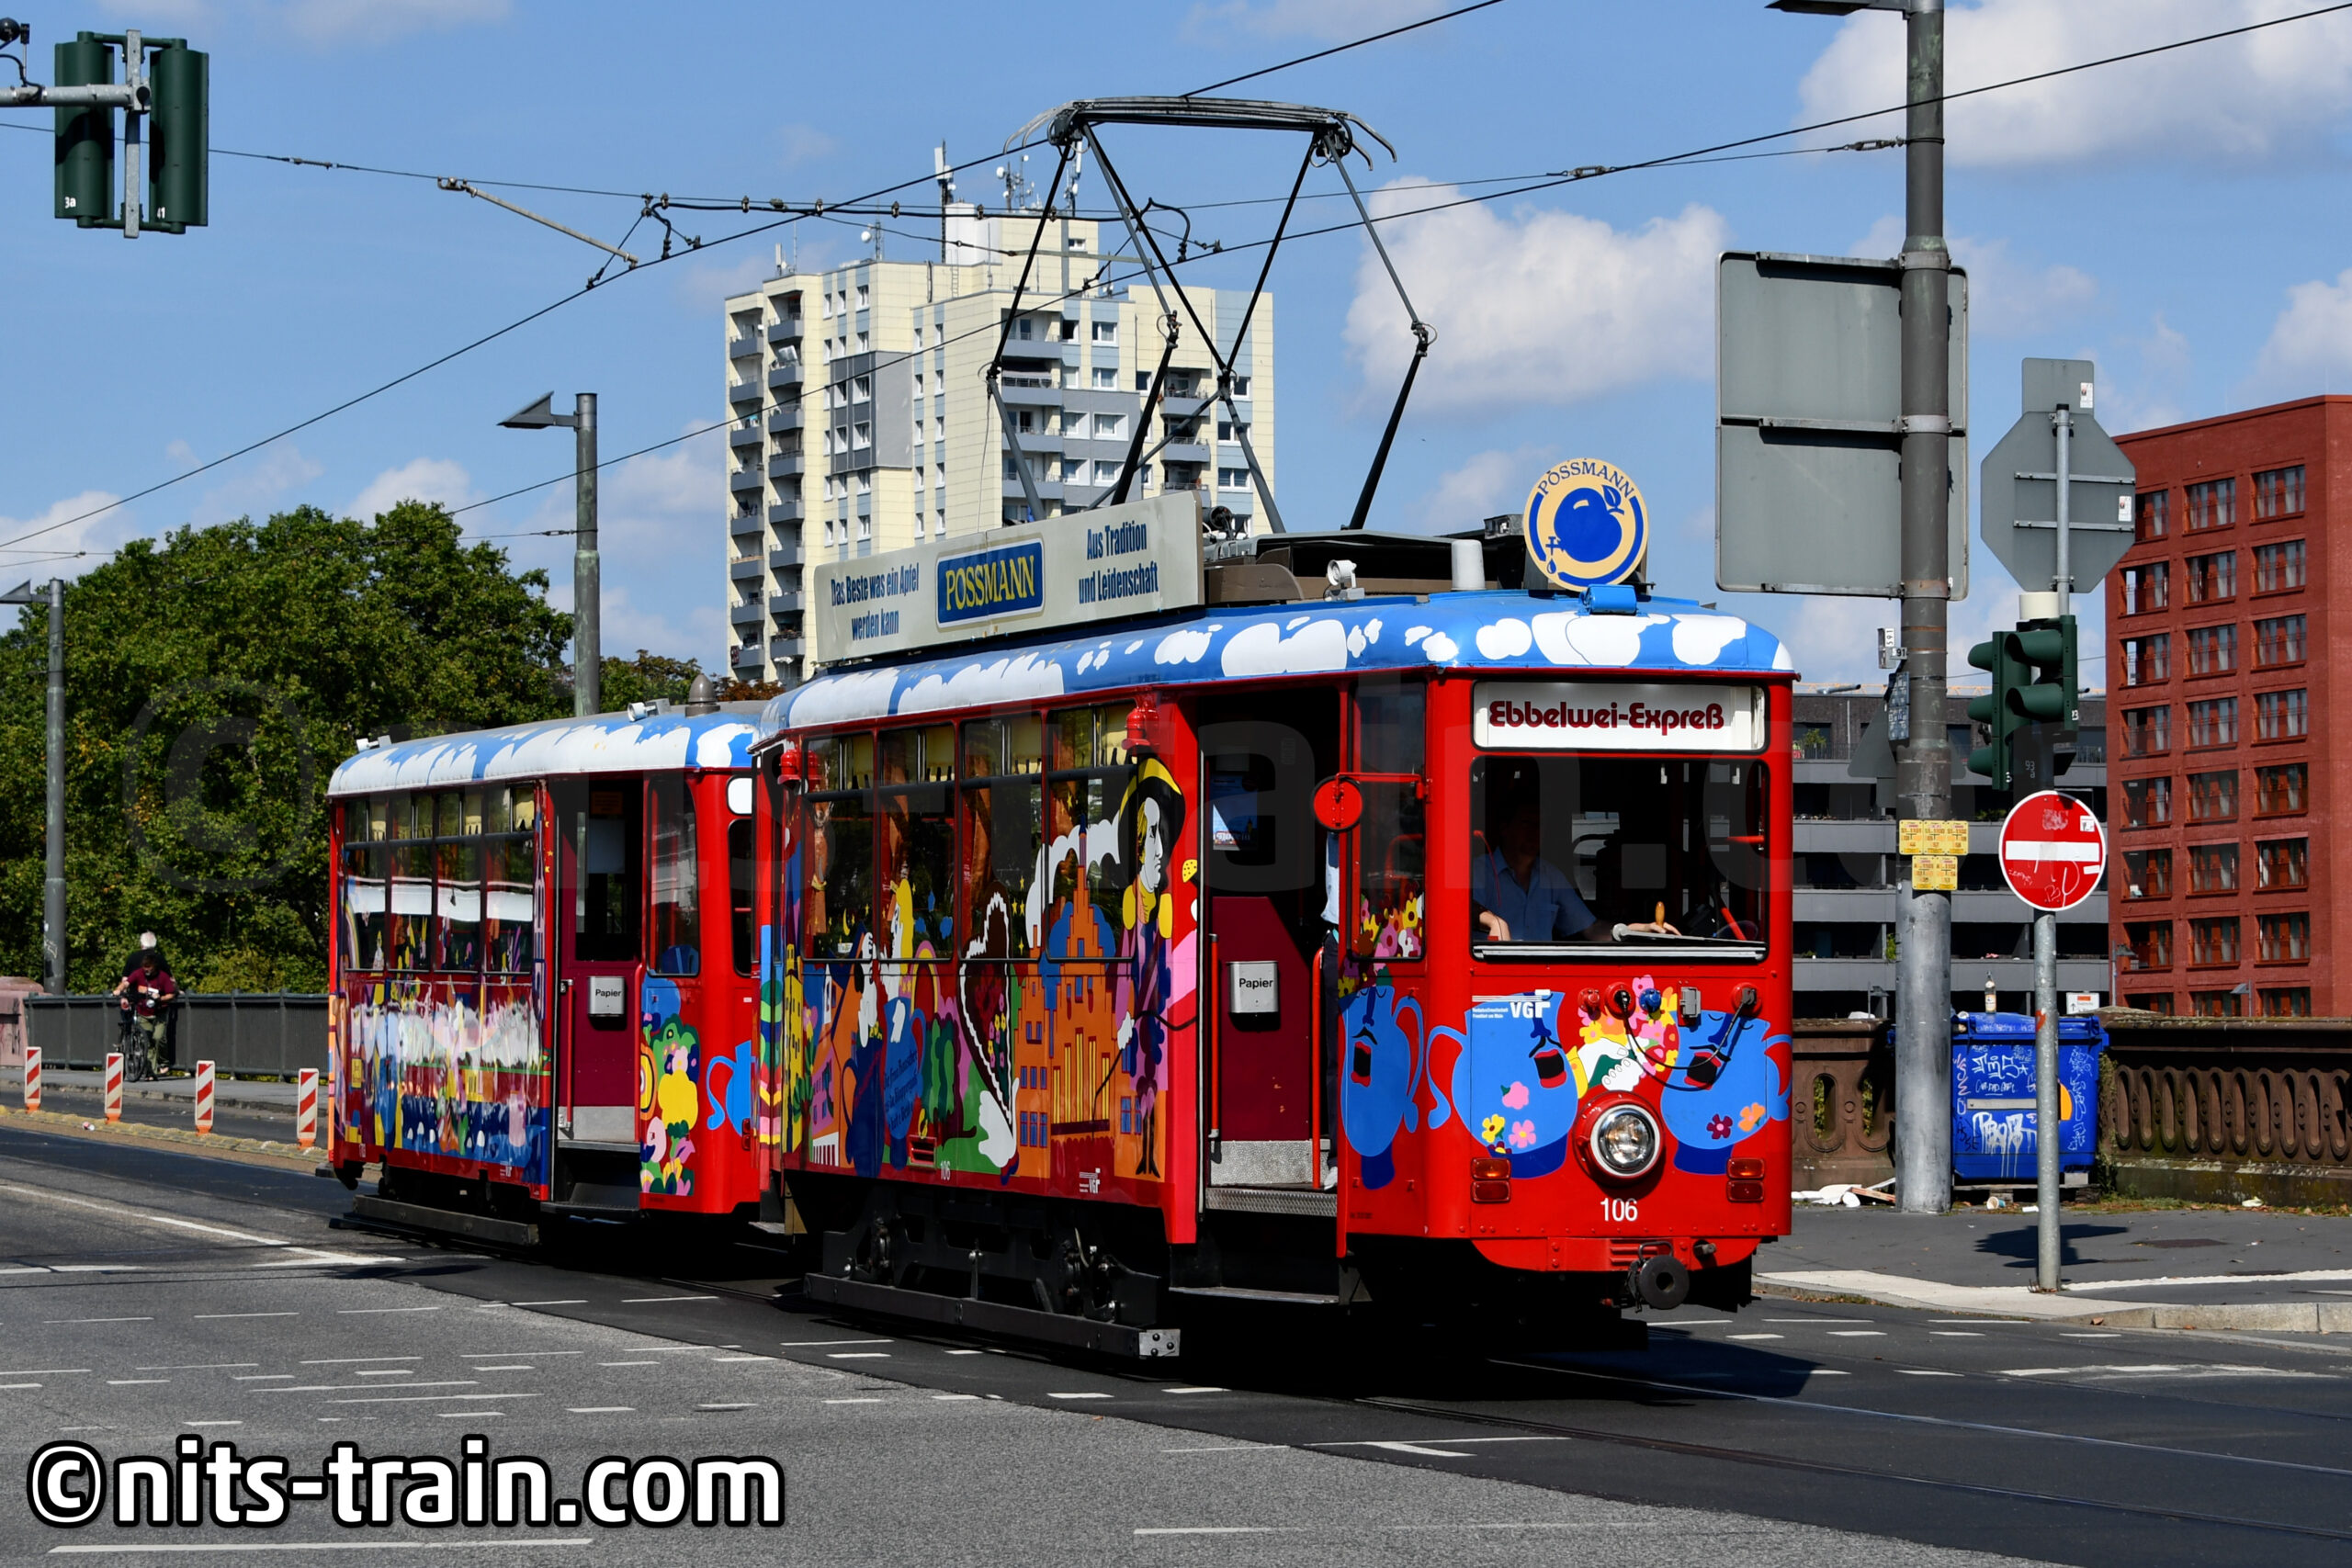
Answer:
9 1 2348 559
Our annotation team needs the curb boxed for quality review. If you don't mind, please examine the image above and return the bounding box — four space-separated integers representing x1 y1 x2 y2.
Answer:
0 1101 320 1173
1757 1272 2352 1334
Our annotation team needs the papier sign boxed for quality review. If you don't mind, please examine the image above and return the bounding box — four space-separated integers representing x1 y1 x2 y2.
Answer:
1471 682 1765 752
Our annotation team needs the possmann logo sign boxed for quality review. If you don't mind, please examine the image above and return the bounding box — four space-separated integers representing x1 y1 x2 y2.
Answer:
936 541 1044 626
1472 682 1765 752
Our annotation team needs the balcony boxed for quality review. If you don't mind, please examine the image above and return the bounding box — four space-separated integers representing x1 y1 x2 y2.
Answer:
728 334 760 362
770 637 807 660
729 507 763 540
729 466 763 494
730 600 764 627
731 641 764 669
767 361 803 391
1011 431 1063 455
1162 441 1209 464
769 541 804 569
1001 478 1065 502
766 499 805 526
766 316 803 344
1161 393 1211 420
767 591 805 616
767 404 805 432
729 423 762 452
768 452 806 479
999 378 1062 406
728 378 762 407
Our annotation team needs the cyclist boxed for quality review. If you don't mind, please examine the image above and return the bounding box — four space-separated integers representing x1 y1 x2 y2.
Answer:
111 934 178 1078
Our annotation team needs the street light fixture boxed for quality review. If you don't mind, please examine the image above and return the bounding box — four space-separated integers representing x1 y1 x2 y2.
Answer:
501 392 601 716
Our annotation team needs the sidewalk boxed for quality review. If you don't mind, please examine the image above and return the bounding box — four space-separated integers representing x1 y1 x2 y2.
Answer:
1760 1201 2352 1331
0 1063 300 1113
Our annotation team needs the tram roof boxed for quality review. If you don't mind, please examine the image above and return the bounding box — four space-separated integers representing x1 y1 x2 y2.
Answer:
328 711 759 797
758 589 1792 737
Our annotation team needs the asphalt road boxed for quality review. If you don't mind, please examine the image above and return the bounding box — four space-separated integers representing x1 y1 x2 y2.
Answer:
21 1078 296 1145
1 1123 2346 1565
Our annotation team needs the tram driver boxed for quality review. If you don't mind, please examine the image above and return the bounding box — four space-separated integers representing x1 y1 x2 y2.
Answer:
1472 784 1679 945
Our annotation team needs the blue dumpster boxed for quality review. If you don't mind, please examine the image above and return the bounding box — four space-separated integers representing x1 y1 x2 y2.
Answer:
1948 1011 2105 1181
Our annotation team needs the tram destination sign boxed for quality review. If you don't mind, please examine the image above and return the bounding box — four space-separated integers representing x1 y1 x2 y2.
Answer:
808 493 1204 666
1472 682 1766 752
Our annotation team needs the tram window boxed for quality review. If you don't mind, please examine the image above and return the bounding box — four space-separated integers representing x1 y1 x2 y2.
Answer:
650 776 700 976
879 729 956 954
389 824 435 972
485 828 536 973
342 841 388 972
1046 704 1136 906
1354 679 1427 964
435 831 484 973
805 738 874 959
729 818 756 975
963 728 1042 960
573 784 642 963
1467 756 1766 954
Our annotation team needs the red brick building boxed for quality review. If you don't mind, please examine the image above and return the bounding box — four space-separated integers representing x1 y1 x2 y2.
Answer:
2109 398 2337 1016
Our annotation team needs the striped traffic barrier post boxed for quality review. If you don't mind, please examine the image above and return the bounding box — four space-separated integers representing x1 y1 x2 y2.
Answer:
104 1052 123 1122
296 1067 318 1149
22 1045 38 1111
193 1060 215 1135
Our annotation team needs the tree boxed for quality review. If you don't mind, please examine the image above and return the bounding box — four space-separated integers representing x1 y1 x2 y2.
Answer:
598 649 705 711
0 502 572 992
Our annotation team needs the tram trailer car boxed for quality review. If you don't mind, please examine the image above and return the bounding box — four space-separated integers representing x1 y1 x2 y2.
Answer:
761 526 1796 1354
324 705 775 1235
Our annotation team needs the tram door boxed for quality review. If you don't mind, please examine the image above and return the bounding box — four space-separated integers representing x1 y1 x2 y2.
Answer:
1198 693 1339 1189
551 778 644 1154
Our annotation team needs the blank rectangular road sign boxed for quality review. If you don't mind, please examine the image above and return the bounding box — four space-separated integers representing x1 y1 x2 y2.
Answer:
1716 251 1970 599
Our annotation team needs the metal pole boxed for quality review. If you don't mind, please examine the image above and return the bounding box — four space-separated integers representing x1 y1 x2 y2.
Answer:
2034 910 2060 1289
1894 0 1953 1215
572 393 600 716
2052 401 2072 593
44 580 65 996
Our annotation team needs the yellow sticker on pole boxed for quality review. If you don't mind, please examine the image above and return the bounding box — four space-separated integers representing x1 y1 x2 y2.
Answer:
1911 853 1959 892
1898 819 1970 856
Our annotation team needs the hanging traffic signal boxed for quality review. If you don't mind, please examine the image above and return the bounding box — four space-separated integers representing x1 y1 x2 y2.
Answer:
1967 615 2078 790
52 34 113 226
146 42 207 231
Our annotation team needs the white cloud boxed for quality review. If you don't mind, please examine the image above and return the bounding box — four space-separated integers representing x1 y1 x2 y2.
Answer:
348 457 479 522
1854 215 2098 341
2248 268 2352 399
2103 314 2192 434
776 123 837 166
676 250 783 314
1184 0 1431 42
1396 445 1547 533
1344 179 1727 413
1798 0 2352 168
191 443 324 526
0 491 137 582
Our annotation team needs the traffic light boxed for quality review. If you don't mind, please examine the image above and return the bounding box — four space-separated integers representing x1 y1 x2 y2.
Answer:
1967 615 2078 790
147 43 208 231
53 34 113 226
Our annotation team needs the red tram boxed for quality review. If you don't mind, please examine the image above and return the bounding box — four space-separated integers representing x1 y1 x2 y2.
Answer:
758 513 1795 1353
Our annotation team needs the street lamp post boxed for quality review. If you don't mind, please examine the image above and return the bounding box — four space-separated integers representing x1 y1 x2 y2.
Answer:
500 392 601 716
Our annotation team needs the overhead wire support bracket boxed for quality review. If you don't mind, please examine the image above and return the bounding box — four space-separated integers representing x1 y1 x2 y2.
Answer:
980 140 1074 525
1332 154 1432 531
438 177 640 267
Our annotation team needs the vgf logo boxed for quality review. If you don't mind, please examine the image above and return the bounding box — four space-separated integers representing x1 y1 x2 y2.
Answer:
1524 457 1648 591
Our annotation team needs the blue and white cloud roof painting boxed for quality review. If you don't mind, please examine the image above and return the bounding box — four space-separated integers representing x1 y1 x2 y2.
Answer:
330 713 757 797
762 590 1793 737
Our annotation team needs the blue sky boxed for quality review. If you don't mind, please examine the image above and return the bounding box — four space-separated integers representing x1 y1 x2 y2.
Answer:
5 0 2352 687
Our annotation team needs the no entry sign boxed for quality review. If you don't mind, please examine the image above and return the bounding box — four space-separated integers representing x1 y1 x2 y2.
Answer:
1999 790 2107 911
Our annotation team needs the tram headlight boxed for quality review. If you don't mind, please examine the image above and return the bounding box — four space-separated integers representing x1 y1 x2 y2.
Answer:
1588 1102 1662 1181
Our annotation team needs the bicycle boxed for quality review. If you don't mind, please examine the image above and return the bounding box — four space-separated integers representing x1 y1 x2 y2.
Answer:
117 994 172 1081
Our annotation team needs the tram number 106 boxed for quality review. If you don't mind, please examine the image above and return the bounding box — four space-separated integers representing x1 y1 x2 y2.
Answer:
1600 1197 1640 1224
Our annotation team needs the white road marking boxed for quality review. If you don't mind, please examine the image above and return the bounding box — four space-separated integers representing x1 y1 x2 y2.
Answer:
0 1182 285 1247
1728 1334 1782 1341
1364 1441 1469 1458
1898 1371 1963 1377
354 1371 413 1378
709 1355 769 1362
597 1361 658 1368
620 1294 714 1303
1163 1386 1227 1393
1 1382 43 1390
944 1349 983 1357
699 1403 754 1410
1047 1392 1111 1400
1163 1444 1289 1454
436 1411 502 1418
198 1311 300 1318
51 1265 142 1273
1931 1332 1984 1337
567 1407 634 1414
335 1306 441 1315
1766 1317 1873 1324
2062 1332 2123 1338
472 1365 534 1372
329 1393 539 1404
46 1317 152 1325
932 1393 980 1402
302 1358 421 1366
107 1380 168 1386
511 1300 587 1307
459 1351 582 1358
824 1397 884 1404
827 1352 888 1360
1 1369 89 1376
182 1421 242 1427
1827 1331 1885 1337
1999 1363 2322 1380
781 1337 892 1348
232 1375 292 1382
47 1540 594 1554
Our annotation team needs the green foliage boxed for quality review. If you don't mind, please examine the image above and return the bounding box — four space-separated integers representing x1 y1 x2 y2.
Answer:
599 649 705 711
0 502 573 993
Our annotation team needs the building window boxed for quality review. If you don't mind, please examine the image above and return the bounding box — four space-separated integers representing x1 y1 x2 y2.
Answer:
2125 992 2177 1015
2255 762 2308 816
1091 320 1117 344
2122 705 2170 757
2188 841 2239 893
1092 412 1125 438
1233 376 1251 396
2186 697 2237 748
2123 848 2173 899
854 285 868 310
1056 458 1081 482
2253 465 2305 519
2253 615 2306 668
2260 987 2312 1018
1217 467 1251 489
2122 635 2169 686
2257 912 2311 964
2256 837 2308 890
1093 459 1122 485
2184 550 2236 603
2134 490 2169 541
2123 776 2173 828
2185 477 2236 531
2121 561 2170 615
2189 916 2242 965
2255 689 2308 740
1057 318 1078 342
2254 539 2306 592
854 471 871 493
2189 989 2245 1018
853 376 871 402
2124 920 2174 970
853 423 872 450
2186 769 2238 822
2185 624 2236 675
